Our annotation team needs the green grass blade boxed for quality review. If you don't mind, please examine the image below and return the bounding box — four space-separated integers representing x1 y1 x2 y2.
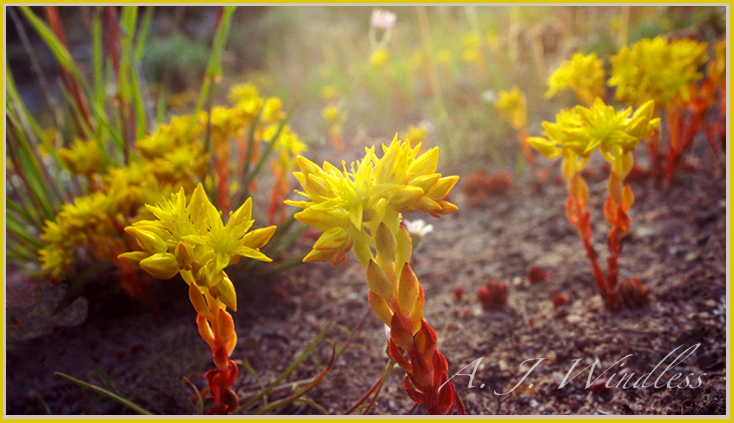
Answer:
134 6 154 62
7 213 43 250
193 6 236 117
20 6 122 158
91 7 108 150
236 315 336 413
55 373 154 415
6 62 58 165
246 106 295 186
130 60 148 140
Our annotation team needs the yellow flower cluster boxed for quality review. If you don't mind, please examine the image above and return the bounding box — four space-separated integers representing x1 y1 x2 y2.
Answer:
400 124 428 148
529 98 659 163
39 84 304 278
286 136 458 267
609 37 707 109
119 184 276 312
39 180 136 277
546 52 606 105
58 139 103 177
495 87 527 131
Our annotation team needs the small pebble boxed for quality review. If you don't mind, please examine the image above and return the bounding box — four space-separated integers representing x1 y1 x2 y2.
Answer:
566 315 582 324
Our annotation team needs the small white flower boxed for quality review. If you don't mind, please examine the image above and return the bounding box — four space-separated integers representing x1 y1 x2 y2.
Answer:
482 90 498 104
371 9 396 31
403 219 434 237
403 219 433 252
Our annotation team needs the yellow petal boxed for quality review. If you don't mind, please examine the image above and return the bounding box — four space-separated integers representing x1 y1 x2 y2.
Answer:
407 147 439 177
528 137 562 158
241 225 277 250
425 175 459 200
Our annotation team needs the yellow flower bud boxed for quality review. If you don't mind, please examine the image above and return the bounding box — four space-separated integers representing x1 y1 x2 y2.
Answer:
125 226 168 254
408 174 441 192
175 242 195 269
117 251 149 269
140 252 180 280
407 147 439 178
388 185 424 212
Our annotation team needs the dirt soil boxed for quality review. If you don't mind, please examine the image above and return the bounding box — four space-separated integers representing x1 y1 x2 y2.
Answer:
5 140 728 415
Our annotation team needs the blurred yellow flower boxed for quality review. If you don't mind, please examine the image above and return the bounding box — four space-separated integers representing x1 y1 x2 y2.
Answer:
546 52 606 105
370 47 390 67
495 87 527 131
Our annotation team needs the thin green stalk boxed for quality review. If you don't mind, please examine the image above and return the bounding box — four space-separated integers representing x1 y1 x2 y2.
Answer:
193 6 236 118
239 357 268 405
56 373 153 415
236 315 336 413
238 107 264 200
7 200 42 231
244 105 296 194
7 213 44 250
20 6 123 155
58 82 95 141
252 344 336 415
361 360 395 415
6 118 57 220
181 377 204 415
8 6 63 132
8 240 40 263
6 64 64 193
134 6 154 62
298 398 329 415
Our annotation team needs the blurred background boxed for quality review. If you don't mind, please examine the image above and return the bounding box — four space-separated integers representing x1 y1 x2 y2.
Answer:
7 5 726 171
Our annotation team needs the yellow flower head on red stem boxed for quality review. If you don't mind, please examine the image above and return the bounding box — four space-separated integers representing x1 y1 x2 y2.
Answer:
286 136 458 267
